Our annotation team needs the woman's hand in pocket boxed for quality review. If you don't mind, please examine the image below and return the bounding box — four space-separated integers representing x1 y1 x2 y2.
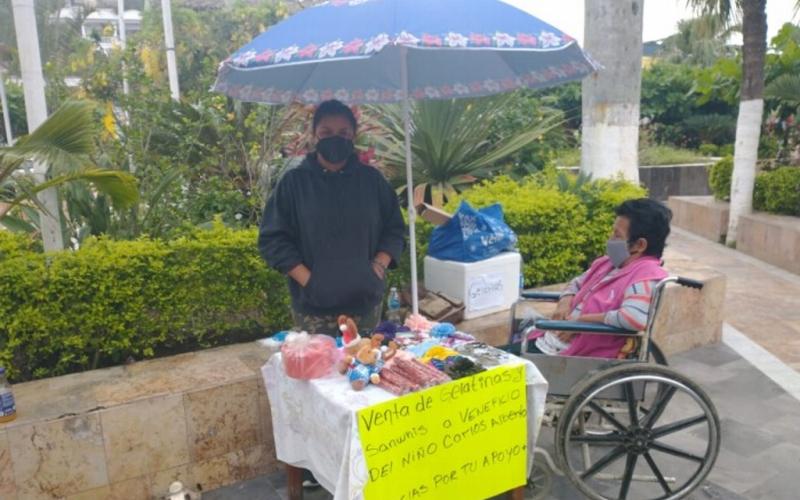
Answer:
371 261 386 281
289 264 312 287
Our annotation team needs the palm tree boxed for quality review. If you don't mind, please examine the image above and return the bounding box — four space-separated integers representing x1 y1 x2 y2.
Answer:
374 95 562 207
660 14 738 66
687 0 767 245
0 100 139 240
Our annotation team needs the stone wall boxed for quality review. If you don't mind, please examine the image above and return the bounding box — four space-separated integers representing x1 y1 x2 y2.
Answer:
669 196 800 276
652 252 727 354
668 196 730 243
0 343 279 500
639 164 712 201
560 163 714 201
738 212 800 275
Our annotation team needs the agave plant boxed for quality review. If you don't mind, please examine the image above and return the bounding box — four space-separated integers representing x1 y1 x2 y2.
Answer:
0 100 139 238
373 94 562 207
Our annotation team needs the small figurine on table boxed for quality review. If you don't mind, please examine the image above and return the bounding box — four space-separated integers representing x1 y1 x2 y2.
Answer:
340 334 398 391
337 315 371 356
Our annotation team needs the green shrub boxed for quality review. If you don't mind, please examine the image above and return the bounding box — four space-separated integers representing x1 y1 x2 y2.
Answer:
0 231 40 259
753 167 800 216
638 144 707 166
708 156 734 201
445 175 646 287
699 143 719 156
0 222 290 382
717 144 735 157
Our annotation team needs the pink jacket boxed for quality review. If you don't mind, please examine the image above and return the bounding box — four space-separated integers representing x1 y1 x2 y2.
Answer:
530 256 667 358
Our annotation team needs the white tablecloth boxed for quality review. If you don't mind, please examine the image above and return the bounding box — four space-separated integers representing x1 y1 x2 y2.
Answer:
262 347 548 500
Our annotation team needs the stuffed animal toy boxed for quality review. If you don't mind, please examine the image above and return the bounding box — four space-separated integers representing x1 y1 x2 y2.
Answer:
337 315 373 375
342 334 398 390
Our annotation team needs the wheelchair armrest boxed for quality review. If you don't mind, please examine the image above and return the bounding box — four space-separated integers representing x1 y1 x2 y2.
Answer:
520 291 562 301
533 319 639 336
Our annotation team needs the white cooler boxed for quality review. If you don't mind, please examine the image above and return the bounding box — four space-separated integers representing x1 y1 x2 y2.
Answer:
423 252 522 320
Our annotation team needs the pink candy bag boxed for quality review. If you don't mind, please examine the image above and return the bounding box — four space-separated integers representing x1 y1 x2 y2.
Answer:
281 333 340 380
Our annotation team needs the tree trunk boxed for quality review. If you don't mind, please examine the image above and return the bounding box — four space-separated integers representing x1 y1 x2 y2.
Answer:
726 0 767 245
581 0 644 182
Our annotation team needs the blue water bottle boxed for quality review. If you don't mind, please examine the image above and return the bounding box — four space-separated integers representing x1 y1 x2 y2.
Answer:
0 367 16 424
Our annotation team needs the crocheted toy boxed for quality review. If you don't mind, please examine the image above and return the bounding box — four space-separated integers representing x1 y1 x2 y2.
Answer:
337 315 371 357
372 320 411 342
404 313 434 333
342 334 398 391
430 322 457 338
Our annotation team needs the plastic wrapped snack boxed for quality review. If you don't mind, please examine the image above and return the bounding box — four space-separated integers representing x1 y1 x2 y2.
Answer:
281 332 340 380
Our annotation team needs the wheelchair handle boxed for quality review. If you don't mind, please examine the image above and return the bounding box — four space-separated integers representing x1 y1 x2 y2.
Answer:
534 319 639 336
520 291 561 301
676 277 704 290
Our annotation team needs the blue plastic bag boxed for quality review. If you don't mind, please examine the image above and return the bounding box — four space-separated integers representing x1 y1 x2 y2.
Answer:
427 201 517 262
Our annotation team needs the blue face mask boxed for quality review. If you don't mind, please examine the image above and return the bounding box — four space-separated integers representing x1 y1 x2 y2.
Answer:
606 239 630 268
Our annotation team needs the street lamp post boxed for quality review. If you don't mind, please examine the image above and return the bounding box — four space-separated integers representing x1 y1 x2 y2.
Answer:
117 0 129 96
161 0 180 101
11 0 65 251
0 65 13 145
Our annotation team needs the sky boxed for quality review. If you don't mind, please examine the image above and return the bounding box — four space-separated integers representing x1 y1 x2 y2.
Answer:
503 0 799 45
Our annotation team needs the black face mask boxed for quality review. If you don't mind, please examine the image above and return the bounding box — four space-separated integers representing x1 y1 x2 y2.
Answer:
316 136 354 164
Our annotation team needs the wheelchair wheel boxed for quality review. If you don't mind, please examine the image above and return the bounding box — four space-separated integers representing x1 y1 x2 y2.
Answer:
554 364 720 500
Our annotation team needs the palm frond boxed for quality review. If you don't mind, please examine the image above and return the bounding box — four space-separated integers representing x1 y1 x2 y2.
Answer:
1 100 97 174
765 74 800 107
3 169 138 213
0 213 38 233
685 0 739 26
375 95 560 192
464 111 563 171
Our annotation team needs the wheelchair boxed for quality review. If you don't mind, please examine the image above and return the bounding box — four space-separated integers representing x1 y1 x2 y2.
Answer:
508 276 721 500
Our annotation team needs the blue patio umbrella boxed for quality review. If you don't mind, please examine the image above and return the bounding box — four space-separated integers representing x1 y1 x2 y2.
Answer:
215 0 596 314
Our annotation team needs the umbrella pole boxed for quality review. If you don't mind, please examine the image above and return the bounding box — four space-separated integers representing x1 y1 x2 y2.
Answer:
400 47 419 316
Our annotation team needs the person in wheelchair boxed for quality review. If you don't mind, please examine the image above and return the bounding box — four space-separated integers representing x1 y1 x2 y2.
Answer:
512 198 671 359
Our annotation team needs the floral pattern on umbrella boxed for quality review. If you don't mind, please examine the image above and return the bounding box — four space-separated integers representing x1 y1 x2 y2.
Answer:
226 30 572 69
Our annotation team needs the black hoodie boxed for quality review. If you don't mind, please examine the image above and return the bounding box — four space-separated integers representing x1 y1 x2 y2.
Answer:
258 153 406 317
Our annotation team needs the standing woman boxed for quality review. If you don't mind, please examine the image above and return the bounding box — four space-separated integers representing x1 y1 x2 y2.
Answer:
259 100 405 335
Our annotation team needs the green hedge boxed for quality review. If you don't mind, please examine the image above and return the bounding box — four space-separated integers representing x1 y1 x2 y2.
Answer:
449 174 647 286
710 157 800 216
753 167 800 216
0 231 41 259
0 174 646 382
708 156 733 201
0 223 290 382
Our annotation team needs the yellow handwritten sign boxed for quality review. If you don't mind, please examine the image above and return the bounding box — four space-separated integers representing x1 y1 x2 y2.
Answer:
357 364 527 500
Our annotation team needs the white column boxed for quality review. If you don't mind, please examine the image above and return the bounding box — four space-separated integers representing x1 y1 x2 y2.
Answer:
0 67 13 145
161 0 180 101
11 0 64 251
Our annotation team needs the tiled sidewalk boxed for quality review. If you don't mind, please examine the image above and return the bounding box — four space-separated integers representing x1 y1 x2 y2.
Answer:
665 228 800 371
